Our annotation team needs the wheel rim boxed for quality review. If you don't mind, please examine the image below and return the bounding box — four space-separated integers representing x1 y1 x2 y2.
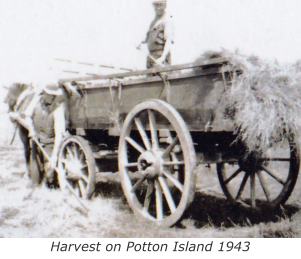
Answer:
119 100 196 227
57 136 96 199
217 138 300 209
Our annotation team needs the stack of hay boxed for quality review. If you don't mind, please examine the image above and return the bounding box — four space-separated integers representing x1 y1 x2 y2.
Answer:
202 50 301 153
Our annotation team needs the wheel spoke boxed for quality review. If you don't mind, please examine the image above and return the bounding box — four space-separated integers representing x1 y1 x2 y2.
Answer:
73 144 80 160
162 136 179 158
170 153 180 170
225 168 242 184
261 158 290 162
154 180 163 220
162 169 183 192
81 164 88 170
250 172 256 208
78 180 86 197
61 159 68 165
163 161 185 166
256 170 271 202
134 118 151 150
75 182 81 197
66 146 75 160
80 173 89 183
125 136 145 154
148 110 159 150
260 165 285 185
143 180 154 211
236 172 249 200
131 176 146 193
158 176 177 213
125 162 139 168
79 152 85 163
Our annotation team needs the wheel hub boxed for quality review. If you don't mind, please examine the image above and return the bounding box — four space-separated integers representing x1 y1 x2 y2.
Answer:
63 159 83 179
238 151 263 172
138 150 164 179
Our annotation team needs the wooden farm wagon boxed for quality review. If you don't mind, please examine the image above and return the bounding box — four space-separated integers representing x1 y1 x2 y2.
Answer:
57 57 300 227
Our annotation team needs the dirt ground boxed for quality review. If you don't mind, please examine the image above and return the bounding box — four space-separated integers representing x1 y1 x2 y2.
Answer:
1 142 301 238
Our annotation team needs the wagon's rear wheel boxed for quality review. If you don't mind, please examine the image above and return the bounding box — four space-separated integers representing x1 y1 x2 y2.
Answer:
217 138 299 209
57 136 96 199
119 100 196 227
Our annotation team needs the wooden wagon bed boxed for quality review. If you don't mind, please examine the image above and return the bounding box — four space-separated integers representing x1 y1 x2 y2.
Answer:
59 57 234 134
54 57 299 228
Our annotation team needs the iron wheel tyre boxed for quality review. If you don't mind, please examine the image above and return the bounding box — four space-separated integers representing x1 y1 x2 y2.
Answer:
57 135 96 199
217 138 300 209
119 99 196 227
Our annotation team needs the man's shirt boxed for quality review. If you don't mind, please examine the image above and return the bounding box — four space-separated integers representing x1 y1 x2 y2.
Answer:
146 14 174 54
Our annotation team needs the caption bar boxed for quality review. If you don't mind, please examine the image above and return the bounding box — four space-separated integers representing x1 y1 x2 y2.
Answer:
50 240 250 252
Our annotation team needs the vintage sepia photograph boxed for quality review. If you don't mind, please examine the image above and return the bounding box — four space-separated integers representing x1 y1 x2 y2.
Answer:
1 0 301 238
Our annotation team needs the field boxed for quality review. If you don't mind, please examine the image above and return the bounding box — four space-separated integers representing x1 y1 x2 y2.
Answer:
1 141 301 238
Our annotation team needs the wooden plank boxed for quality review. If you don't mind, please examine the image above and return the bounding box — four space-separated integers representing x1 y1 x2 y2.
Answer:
59 57 230 83
99 64 133 71
62 70 80 74
66 64 233 90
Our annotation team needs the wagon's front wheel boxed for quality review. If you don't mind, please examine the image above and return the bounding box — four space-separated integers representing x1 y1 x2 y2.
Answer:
217 138 300 209
57 136 96 199
119 100 196 227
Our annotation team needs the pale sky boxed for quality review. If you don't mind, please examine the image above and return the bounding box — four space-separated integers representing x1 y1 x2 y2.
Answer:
1 0 301 144
1 0 301 87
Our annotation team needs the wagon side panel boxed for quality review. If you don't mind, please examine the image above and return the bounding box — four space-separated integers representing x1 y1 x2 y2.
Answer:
66 67 234 133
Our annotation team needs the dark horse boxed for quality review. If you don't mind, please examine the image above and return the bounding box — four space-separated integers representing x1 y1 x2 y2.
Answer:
4 83 35 178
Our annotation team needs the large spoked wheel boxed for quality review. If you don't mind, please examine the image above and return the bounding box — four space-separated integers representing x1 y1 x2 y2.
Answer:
119 100 196 227
217 138 300 209
57 136 96 199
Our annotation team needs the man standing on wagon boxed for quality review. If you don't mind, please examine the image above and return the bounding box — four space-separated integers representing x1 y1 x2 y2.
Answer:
142 0 174 68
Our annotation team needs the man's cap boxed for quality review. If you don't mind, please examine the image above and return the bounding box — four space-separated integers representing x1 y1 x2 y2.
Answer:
152 0 167 5
43 84 63 96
